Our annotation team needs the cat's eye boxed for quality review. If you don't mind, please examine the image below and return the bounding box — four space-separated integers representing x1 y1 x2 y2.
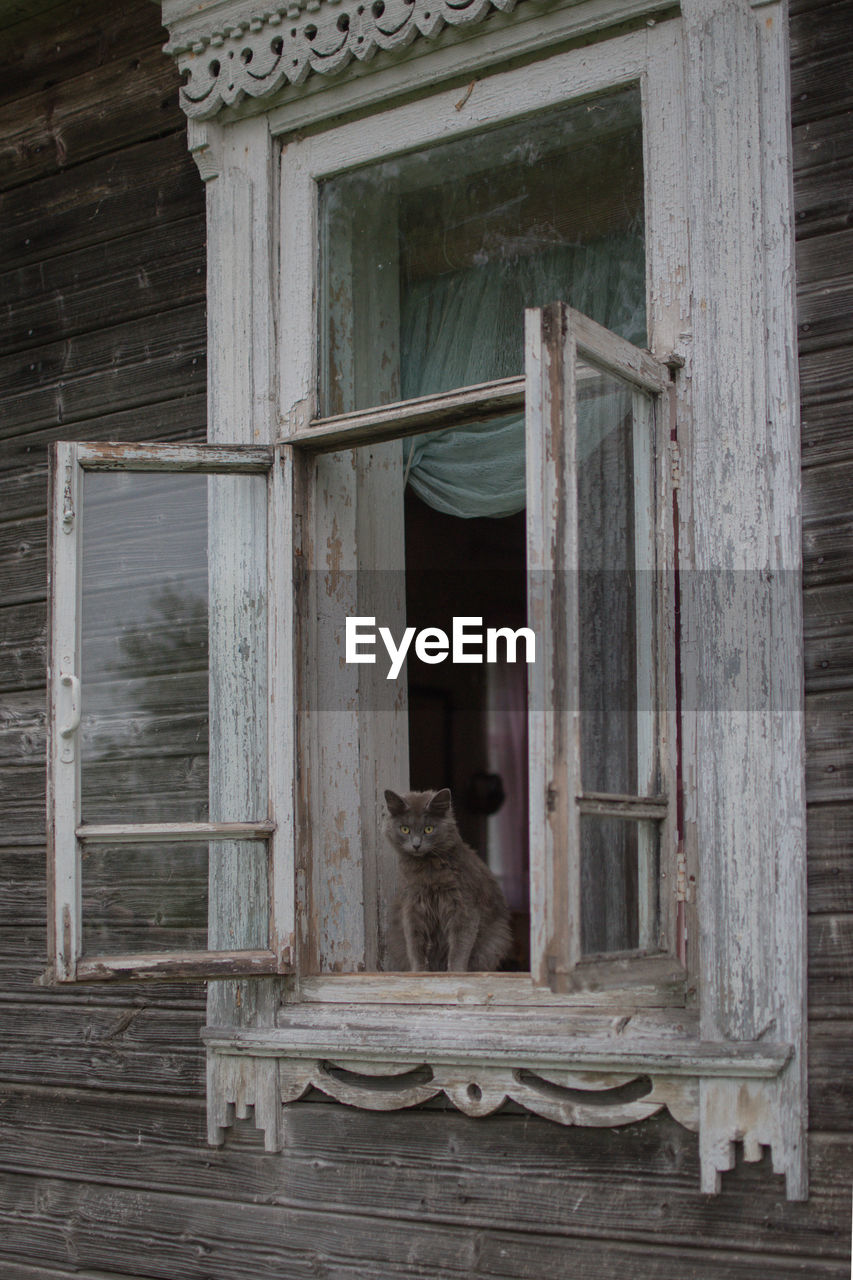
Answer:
400 825 410 834
423 825 434 833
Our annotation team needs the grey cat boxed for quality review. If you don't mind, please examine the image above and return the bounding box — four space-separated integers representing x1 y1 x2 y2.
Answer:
384 787 512 972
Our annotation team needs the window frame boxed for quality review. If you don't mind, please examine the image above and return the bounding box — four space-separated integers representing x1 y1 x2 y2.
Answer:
277 21 688 1003
46 441 295 982
524 303 679 994
282 307 682 1005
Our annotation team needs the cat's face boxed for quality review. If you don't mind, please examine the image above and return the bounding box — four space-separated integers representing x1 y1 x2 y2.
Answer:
384 788 453 858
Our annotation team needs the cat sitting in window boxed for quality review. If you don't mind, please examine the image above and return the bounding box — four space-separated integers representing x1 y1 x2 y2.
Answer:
384 787 512 972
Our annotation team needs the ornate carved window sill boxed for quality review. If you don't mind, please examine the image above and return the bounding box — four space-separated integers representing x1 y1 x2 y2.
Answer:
203 1008 793 1194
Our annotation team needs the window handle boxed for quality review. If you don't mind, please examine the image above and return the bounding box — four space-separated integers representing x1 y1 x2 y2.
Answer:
58 670 80 747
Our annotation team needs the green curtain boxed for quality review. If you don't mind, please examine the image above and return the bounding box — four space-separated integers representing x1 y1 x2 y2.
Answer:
400 234 646 519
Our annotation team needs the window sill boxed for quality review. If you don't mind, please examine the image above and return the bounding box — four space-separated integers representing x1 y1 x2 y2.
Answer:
203 1005 793 1193
203 1005 790 1081
269 958 688 1008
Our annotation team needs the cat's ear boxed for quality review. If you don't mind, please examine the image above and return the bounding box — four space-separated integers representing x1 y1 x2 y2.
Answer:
427 788 452 815
384 789 407 817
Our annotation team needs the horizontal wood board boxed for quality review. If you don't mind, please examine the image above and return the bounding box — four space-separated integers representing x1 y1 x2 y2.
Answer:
0 0 850 1276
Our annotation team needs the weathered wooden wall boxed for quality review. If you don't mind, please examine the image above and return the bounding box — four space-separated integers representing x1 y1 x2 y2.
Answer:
0 0 849 1275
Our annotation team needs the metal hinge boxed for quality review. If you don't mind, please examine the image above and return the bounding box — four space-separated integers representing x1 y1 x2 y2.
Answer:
676 841 688 903
668 439 681 492
62 454 75 532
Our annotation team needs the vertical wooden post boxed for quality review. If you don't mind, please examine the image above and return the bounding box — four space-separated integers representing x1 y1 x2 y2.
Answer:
306 169 409 972
681 0 806 1197
47 443 83 982
526 303 582 992
200 114 284 1147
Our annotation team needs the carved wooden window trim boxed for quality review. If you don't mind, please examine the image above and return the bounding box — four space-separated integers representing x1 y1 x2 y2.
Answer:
43 0 808 1199
207 2 807 1195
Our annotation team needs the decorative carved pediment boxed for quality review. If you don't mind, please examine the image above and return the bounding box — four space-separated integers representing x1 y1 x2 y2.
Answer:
164 0 524 119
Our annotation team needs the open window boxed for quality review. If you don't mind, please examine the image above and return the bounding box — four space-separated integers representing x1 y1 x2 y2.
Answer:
46 443 293 981
286 302 678 994
47 297 676 994
277 74 681 991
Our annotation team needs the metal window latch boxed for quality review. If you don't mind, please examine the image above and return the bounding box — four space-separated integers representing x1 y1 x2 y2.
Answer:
59 669 82 763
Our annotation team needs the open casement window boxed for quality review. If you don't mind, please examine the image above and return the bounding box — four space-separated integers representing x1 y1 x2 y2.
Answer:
525 304 679 994
46 443 294 982
279 63 684 991
285 303 680 995
46 306 677 996
46 314 677 994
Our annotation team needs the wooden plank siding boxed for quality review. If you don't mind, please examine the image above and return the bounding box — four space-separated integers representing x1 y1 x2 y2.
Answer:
792 0 853 1252
0 1 849 1278
0 2 212 1228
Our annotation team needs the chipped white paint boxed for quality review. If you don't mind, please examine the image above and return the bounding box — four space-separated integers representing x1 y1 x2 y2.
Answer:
76 822 275 843
273 1059 699 1130
201 113 290 1127
168 0 527 119
73 443 271 471
207 1050 283 1151
525 304 582 991
289 963 687 1007
208 1 803 1198
202 1003 794 1147
680 0 807 1199
288 378 526 452
206 1005 792 1075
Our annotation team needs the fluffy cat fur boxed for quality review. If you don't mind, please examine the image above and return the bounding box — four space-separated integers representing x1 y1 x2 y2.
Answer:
384 787 512 972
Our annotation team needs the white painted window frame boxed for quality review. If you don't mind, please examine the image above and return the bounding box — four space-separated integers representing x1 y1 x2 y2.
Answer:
46 441 295 982
276 23 685 998
284 305 679 997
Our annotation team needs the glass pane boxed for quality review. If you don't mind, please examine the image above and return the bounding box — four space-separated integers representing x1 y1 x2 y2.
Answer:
577 363 657 797
580 816 659 955
80 470 267 824
80 841 268 956
320 86 645 415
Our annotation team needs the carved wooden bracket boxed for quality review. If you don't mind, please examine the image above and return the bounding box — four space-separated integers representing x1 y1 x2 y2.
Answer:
279 1059 701 1128
206 1047 798 1193
207 1049 698 1142
164 0 525 118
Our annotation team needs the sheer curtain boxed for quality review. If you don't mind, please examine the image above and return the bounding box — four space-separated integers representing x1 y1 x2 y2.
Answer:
400 233 646 519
